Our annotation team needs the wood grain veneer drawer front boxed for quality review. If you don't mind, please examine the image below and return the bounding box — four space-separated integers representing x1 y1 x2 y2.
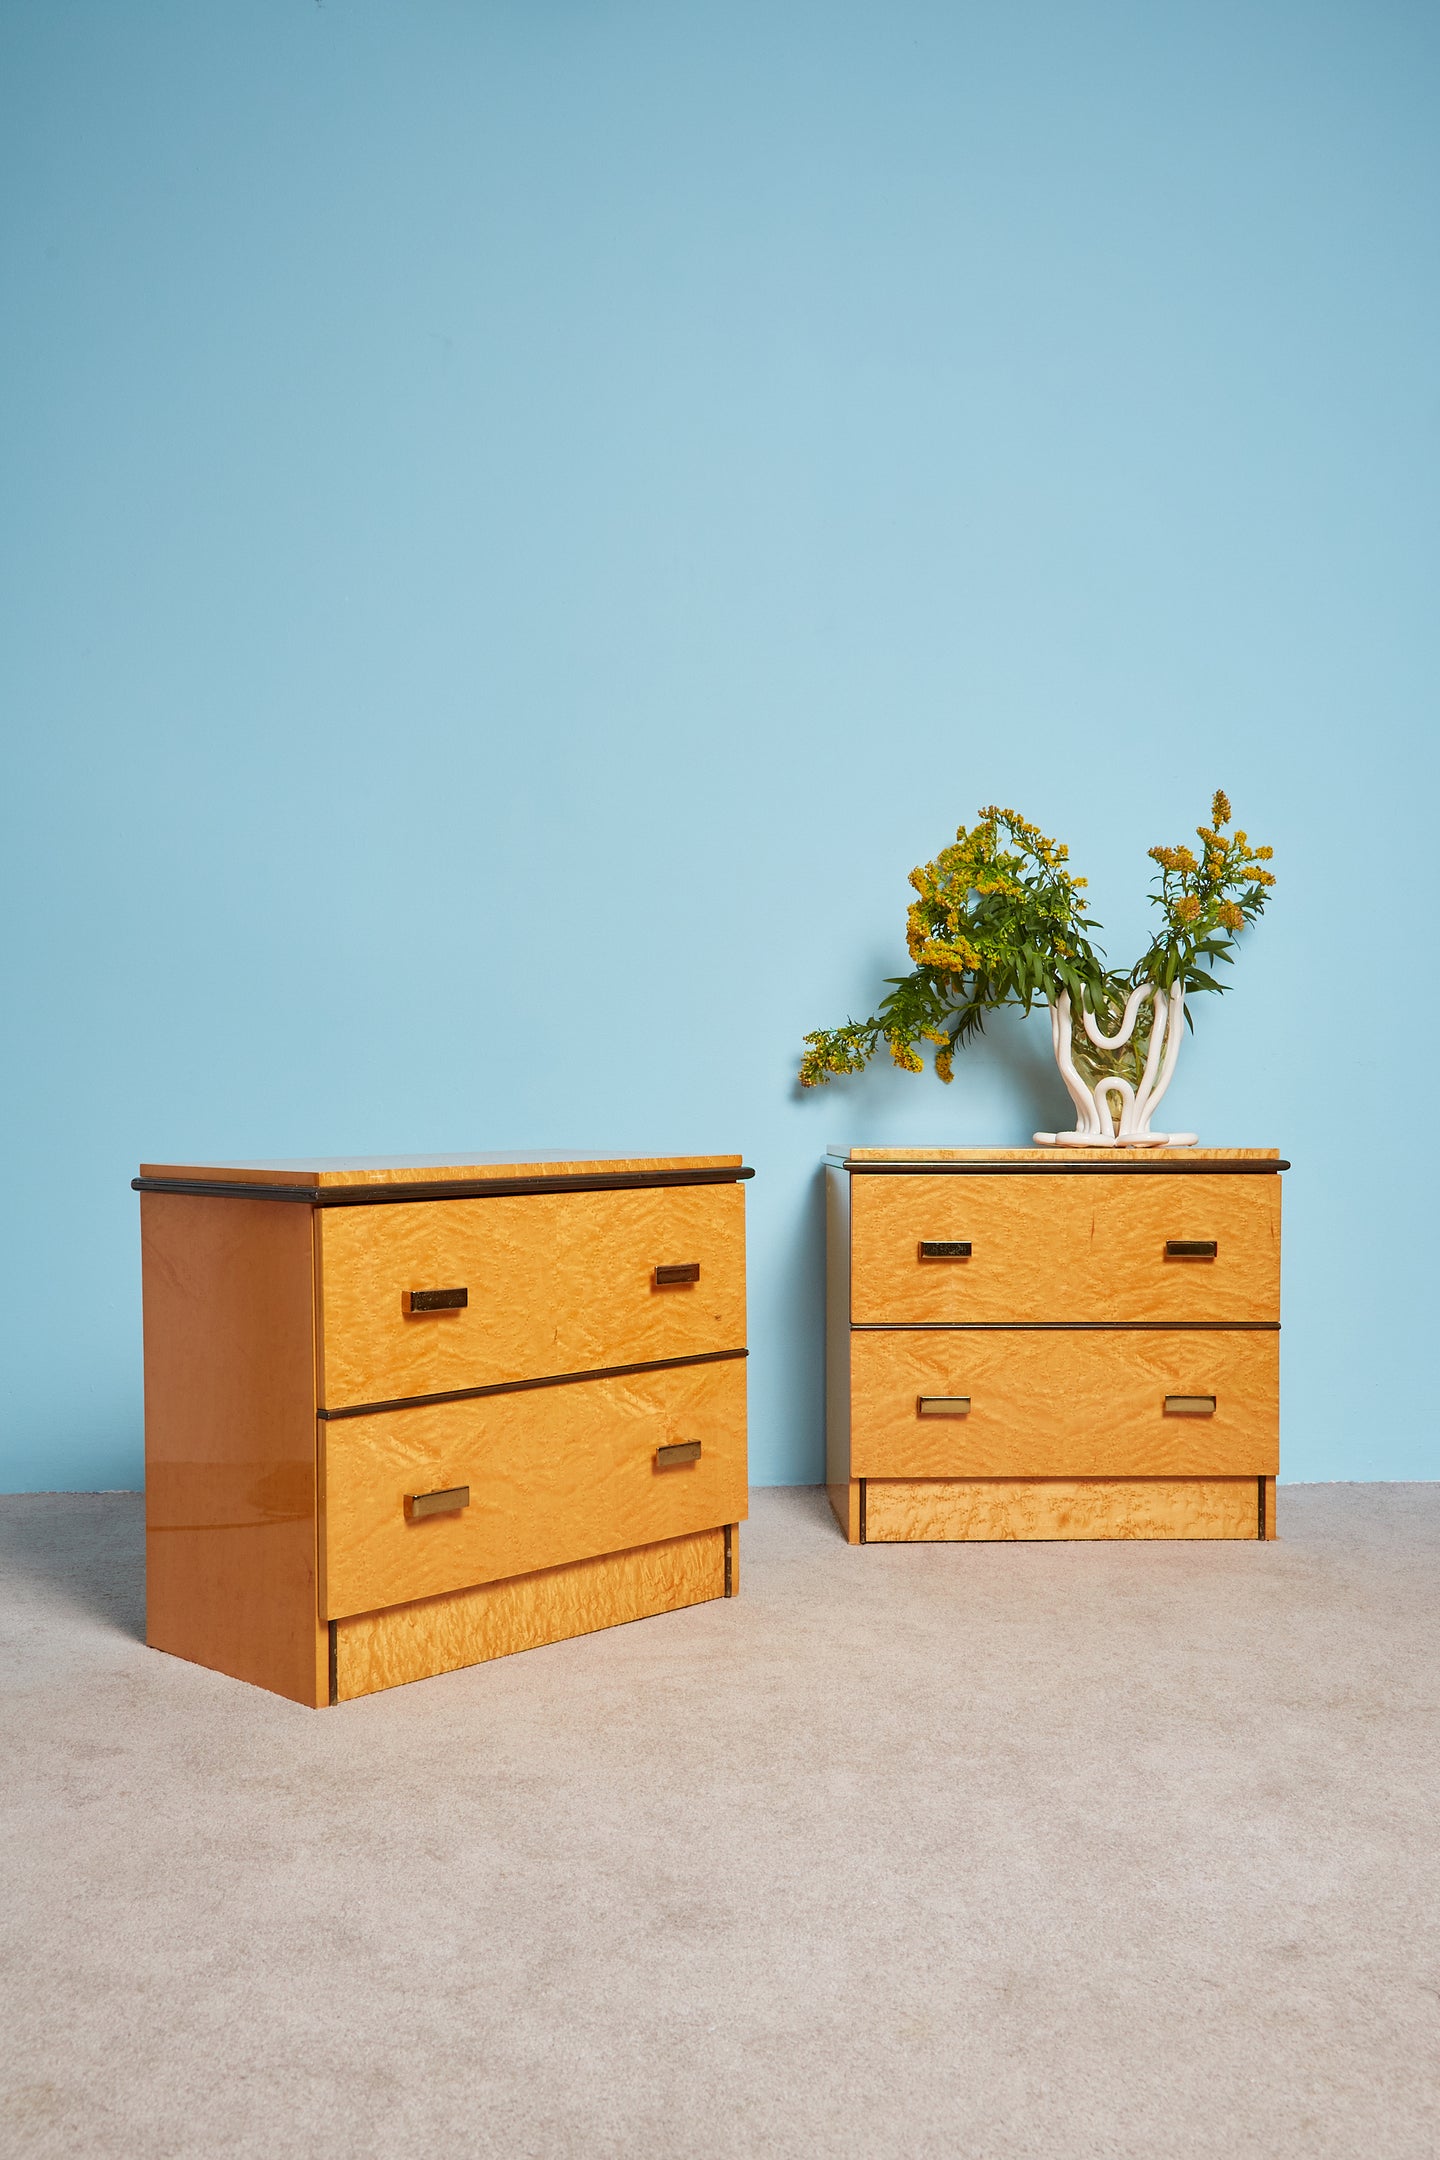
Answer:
849 1175 1279 1324
317 1184 745 1409
320 1358 748 1619
850 1329 1277 1478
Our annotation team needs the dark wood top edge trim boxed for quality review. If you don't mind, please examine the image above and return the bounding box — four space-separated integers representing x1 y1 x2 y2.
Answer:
840 1161 1289 1176
133 1177 317 1202
849 1321 1280 1332
317 1345 749 1421
134 1167 756 1205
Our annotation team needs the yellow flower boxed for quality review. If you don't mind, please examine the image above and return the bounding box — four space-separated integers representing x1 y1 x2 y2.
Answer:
916 934 983 974
1211 789 1232 827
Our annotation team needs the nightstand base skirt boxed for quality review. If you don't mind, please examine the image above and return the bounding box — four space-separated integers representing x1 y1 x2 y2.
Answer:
830 1477 1276 1545
332 1524 737 1701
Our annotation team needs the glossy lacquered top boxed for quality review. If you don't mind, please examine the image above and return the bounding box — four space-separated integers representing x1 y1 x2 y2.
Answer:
139 1151 747 1189
829 1146 1281 1164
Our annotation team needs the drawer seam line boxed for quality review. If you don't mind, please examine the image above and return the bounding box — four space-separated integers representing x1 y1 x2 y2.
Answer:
318 1345 749 1421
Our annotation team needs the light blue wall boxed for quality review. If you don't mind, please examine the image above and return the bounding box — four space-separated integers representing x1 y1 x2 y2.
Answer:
2 1 1435 1489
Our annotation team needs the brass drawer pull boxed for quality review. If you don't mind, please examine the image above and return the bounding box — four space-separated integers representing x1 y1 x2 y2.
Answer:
1165 1240 1218 1260
403 1287 468 1314
655 1440 702 1468
1165 1395 1216 1417
918 1240 971 1261
406 1484 470 1519
654 1263 701 1286
917 1395 971 1417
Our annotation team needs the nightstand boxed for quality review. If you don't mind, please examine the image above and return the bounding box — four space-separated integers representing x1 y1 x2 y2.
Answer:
826 1147 1283 1543
137 1151 751 1703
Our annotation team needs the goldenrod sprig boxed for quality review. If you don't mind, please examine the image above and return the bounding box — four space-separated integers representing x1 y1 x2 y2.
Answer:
800 806 1112 1087
1133 789 1276 1003
798 790 1275 1089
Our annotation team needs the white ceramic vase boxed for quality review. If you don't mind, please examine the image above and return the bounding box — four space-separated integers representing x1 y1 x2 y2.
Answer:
1034 985 1197 1148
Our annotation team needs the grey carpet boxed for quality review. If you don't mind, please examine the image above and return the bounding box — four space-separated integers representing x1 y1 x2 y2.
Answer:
2 1487 1437 2160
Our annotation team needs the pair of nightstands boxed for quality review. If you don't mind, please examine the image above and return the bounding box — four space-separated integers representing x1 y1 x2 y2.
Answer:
136 1144 1284 1706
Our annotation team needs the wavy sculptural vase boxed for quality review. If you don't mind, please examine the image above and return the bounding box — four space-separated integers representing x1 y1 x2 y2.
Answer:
1034 984 1198 1148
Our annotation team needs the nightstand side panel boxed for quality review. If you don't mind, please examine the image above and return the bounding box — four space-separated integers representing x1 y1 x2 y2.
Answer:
825 1162 856 1537
141 1194 327 1706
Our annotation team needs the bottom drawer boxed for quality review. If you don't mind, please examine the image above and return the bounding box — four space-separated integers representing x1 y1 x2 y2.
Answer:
321 1358 747 1620
851 1329 1278 1478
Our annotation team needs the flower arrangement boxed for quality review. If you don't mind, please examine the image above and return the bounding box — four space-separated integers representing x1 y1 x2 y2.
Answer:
799 792 1276 1145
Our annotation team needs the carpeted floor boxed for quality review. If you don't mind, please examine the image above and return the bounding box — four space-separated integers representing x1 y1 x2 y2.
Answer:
2 1486 1437 2159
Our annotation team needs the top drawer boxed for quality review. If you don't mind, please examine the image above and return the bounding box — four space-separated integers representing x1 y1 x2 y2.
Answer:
850 1173 1279 1324
317 1182 746 1410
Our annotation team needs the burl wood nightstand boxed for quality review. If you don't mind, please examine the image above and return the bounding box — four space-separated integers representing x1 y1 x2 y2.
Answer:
136 1152 751 1704
826 1147 1284 1543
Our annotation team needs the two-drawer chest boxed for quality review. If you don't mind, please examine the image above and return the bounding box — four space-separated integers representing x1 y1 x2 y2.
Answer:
136 1152 751 1705
826 1146 1284 1544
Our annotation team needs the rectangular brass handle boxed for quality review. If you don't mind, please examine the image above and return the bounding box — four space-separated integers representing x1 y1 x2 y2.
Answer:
918 1241 972 1261
406 1485 470 1519
917 1395 971 1417
1165 1396 1216 1417
1165 1240 1218 1260
654 1263 700 1286
404 1287 468 1314
655 1440 702 1468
